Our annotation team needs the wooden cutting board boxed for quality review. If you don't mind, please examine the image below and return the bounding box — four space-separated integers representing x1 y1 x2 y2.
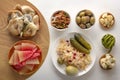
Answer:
0 0 50 80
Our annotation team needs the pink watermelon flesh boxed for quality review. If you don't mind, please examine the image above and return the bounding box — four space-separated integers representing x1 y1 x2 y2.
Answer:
17 50 33 62
26 57 39 64
31 53 40 59
21 43 36 51
13 63 24 70
32 47 38 53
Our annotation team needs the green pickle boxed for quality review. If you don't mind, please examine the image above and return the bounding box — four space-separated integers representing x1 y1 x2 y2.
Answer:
101 34 115 53
70 38 90 54
74 33 91 50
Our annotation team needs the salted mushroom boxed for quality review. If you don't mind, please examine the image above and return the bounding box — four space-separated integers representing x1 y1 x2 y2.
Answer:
8 10 23 22
15 4 35 16
23 14 33 24
7 4 40 38
7 18 24 36
22 23 39 37
33 15 40 29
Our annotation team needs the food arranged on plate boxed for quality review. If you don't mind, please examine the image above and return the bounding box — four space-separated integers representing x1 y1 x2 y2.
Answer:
101 34 115 53
76 9 95 29
8 40 42 75
57 33 92 75
99 12 115 29
99 53 115 70
6 4 40 38
51 10 70 30
99 34 116 70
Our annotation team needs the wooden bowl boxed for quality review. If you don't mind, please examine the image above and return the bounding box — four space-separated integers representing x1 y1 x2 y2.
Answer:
99 53 115 70
8 40 42 75
99 12 115 30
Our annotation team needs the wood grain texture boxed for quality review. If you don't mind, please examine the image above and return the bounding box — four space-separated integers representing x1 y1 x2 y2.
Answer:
0 0 50 80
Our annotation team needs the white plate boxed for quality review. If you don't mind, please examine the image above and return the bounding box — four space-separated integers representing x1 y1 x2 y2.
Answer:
51 32 96 76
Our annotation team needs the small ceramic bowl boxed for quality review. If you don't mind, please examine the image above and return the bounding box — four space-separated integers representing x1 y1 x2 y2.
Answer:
51 10 71 31
76 9 95 29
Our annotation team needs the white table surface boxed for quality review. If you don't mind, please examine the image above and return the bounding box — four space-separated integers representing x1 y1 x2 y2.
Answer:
27 0 120 80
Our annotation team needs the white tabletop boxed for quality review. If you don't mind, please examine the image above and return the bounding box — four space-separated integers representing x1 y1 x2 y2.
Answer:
27 0 120 80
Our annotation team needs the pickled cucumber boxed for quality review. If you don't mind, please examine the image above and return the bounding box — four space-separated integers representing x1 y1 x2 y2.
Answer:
101 34 115 53
74 33 91 50
70 38 90 54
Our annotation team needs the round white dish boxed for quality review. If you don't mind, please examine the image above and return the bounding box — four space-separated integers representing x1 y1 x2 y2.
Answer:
51 32 96 77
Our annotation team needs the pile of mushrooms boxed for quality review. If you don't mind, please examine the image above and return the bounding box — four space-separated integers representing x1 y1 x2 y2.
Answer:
7 4 40 38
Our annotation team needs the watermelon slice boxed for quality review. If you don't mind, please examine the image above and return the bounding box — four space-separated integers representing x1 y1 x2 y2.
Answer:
13 63 24 70
21 43 36 51
25 64 35 71
9 42 42 73
26 57 39 64
9 53 14 65
13 51 19 65
9 51 19 65
30 53 40 59
17 50 33 62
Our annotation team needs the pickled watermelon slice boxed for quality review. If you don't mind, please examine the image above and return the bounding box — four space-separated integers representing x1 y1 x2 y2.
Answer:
26 57 39 64
21 43 36 51
14 43 36 51
9 50 19 65
17 50 33 62
9 42 42 72
25 64 35 71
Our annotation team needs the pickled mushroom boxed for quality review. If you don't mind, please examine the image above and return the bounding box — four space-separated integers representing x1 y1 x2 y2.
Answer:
7 4 40 38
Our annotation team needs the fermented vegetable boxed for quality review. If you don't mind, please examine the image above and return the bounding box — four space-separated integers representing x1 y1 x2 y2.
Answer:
74 33 91 50
70 38 90 54
102 34 115 53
